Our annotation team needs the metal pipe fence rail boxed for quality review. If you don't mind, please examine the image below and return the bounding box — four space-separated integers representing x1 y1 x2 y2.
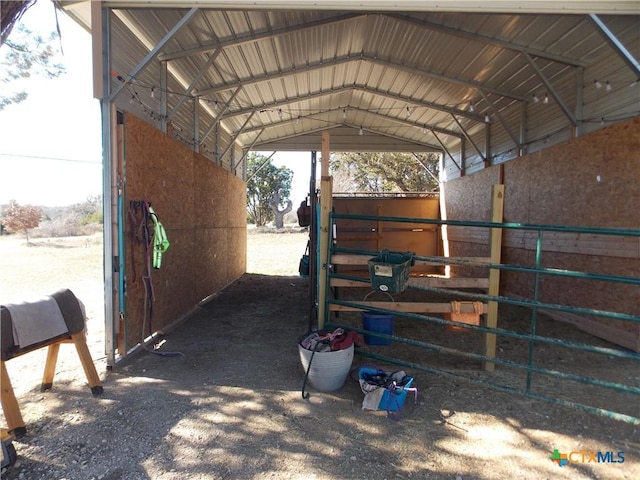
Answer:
324 212 640 424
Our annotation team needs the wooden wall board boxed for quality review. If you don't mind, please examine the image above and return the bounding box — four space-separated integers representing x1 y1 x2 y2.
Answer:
227 227 248 279
333 196 442 273
505 117 640 229
441 167 501 222
228 175 248 229
122 113 247 356
443 117 640 351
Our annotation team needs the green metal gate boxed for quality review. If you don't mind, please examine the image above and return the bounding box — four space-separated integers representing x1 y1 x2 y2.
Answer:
323 212 640 424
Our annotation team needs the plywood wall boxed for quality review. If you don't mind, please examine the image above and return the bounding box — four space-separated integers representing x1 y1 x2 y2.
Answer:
333 196 442 273
122 113 246 354
443 117 640 351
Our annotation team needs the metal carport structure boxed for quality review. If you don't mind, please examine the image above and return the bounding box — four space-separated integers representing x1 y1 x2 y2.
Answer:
57 1 638 376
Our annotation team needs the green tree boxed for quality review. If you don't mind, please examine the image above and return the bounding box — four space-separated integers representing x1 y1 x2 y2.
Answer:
73 195 103 225
330 152 440 193
1 1 65 110
1 200 43 243
247 154 293 227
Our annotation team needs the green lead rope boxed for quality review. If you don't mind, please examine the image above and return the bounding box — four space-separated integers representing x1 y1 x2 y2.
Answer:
148 206 170 269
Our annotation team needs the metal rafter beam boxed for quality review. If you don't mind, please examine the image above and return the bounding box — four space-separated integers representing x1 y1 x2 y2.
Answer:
195 53 529 101
196 54 358 96
431 130 462 172
200 86 242 144
247 151 276 181
219 84 484 123
234 129 265 172
412 152 440 184
345 107 462 139
589 14 640 79
253 122 441 152
167 47 222 122
352 85 485 122
347 123 442 152
387 13 587 68
366 57 528 101
478 90 520 149
240 105 464 139
158 13 365 61
524 52 577 126
450 114 486 162
108 8 199 102
252 125 343 148
218 111 255 163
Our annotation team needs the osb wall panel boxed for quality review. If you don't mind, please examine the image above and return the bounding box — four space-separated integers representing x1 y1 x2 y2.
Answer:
333 197 441 273
123 113 246 354
443 118 640 351
441 167 501 278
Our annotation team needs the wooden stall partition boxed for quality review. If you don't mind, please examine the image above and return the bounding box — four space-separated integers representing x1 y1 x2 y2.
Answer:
332 195 441 274
122 113 246 355
501 117 640 352
442 117 640 351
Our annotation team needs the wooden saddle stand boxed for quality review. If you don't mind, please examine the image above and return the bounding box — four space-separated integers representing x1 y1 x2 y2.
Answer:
1 289 103 437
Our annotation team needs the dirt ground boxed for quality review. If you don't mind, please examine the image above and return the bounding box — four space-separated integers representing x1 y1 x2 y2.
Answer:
1 230 639 480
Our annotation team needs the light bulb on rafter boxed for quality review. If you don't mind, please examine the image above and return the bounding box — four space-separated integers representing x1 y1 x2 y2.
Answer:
469 102 475 113
359 126 364 136
422 125 427 134
532 94 539 103
606 81 612 91
342 109 347 120
484 114 490 123
406 106 411 118
543 93 549 104
594 79 603 89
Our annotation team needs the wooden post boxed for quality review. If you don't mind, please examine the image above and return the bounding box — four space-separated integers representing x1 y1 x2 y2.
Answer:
318 131 332 329
483 184 505 371
376 204 382 251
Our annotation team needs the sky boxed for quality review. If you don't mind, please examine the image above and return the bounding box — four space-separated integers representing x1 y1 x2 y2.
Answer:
0 0 312 208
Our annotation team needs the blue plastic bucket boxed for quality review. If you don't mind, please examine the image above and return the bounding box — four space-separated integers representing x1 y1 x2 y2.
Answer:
361 312 394 345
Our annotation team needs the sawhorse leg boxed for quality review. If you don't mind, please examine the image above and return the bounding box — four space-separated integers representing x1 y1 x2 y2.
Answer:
71 333 103 395
1 361 26 437
41 342 61 392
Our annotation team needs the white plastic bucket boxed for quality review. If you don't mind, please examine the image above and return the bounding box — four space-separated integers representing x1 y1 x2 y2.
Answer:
298 343 354 392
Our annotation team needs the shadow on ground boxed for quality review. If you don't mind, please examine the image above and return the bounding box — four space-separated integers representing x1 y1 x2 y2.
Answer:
4 274 638 480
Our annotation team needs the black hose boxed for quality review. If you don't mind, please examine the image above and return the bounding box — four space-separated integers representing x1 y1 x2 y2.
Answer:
301 341 322 399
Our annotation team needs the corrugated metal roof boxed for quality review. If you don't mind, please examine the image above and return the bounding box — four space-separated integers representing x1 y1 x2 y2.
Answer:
60 1 639 176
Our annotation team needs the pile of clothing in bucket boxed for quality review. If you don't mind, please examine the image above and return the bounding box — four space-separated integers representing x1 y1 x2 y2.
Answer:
300 328 363 352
